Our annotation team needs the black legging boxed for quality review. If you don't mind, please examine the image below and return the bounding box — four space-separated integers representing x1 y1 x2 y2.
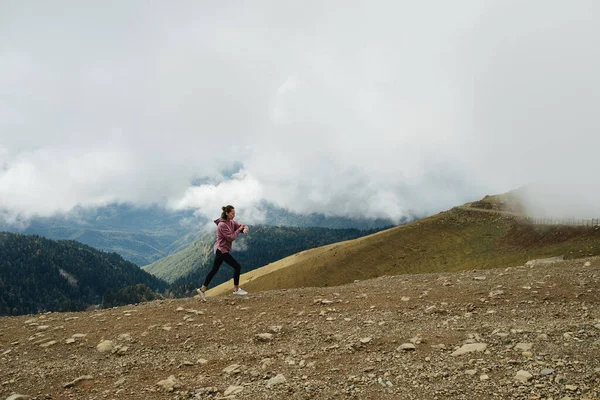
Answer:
203 249 242 287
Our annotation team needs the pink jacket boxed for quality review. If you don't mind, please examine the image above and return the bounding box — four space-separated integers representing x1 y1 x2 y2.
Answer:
213 218 242 254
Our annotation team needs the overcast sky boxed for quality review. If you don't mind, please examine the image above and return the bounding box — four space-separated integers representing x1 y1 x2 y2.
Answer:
1 0 599 223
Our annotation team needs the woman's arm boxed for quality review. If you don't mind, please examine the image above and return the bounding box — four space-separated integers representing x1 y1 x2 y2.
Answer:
218 222 241 241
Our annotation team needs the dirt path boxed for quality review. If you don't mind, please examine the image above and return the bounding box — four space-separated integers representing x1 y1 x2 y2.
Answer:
458 203 526 218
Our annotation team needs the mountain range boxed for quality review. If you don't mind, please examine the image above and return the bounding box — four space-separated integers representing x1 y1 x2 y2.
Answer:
0 213 391 315
0 202 397 266
6 189 598 320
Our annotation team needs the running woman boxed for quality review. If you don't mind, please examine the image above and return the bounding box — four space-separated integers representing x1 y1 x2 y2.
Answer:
196 205 248 300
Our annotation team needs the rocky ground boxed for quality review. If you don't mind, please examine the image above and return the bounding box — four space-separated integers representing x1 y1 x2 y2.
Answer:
1 257 599 400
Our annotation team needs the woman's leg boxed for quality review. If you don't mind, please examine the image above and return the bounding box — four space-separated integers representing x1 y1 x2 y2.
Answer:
203 250 224 288
221 252 242 287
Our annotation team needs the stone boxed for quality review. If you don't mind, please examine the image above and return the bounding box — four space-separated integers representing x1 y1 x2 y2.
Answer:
117 333 132 342
465 370 477 376
261 358 274 370
451 343 487 356
565 385 578 391
480 374 490 381
398 343 416 351
540 368 555 376
409 336 423 344
197 359 209 365
525 256 563 266
514 343 533 351
72 334 87 339
266 374 287 388
6 395 32 400
224 385 244 396
39 340 57 348
96 340 115 353
515 370 533 382
65 338 76 344
256 333 274 342
473 276 486 281
157 375 180 392
223 364 241 374
64 375 93 388
196 386 218 395
360 337 372 344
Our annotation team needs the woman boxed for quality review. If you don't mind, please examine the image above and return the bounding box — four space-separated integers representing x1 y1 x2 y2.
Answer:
196 205 248 301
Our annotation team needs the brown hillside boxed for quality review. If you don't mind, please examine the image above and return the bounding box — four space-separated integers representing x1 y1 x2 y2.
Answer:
209 200 600 296
1 258 599 399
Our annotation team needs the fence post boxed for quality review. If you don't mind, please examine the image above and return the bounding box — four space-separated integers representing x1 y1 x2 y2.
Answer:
528 217 600 226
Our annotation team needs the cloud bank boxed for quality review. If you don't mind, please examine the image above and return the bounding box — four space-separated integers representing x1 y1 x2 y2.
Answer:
1 0 598 223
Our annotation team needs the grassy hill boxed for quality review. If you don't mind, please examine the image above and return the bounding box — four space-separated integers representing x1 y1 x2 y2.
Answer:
142 225 387 291
208 193 600 295
141 231 215 284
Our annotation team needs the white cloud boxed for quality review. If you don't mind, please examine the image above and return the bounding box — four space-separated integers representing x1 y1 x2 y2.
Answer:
0 0 598 222
171 170 264 221
271 75 300 123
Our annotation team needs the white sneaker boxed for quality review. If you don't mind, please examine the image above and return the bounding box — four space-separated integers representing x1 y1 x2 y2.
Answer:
196 288 207 302
232 288 248 295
